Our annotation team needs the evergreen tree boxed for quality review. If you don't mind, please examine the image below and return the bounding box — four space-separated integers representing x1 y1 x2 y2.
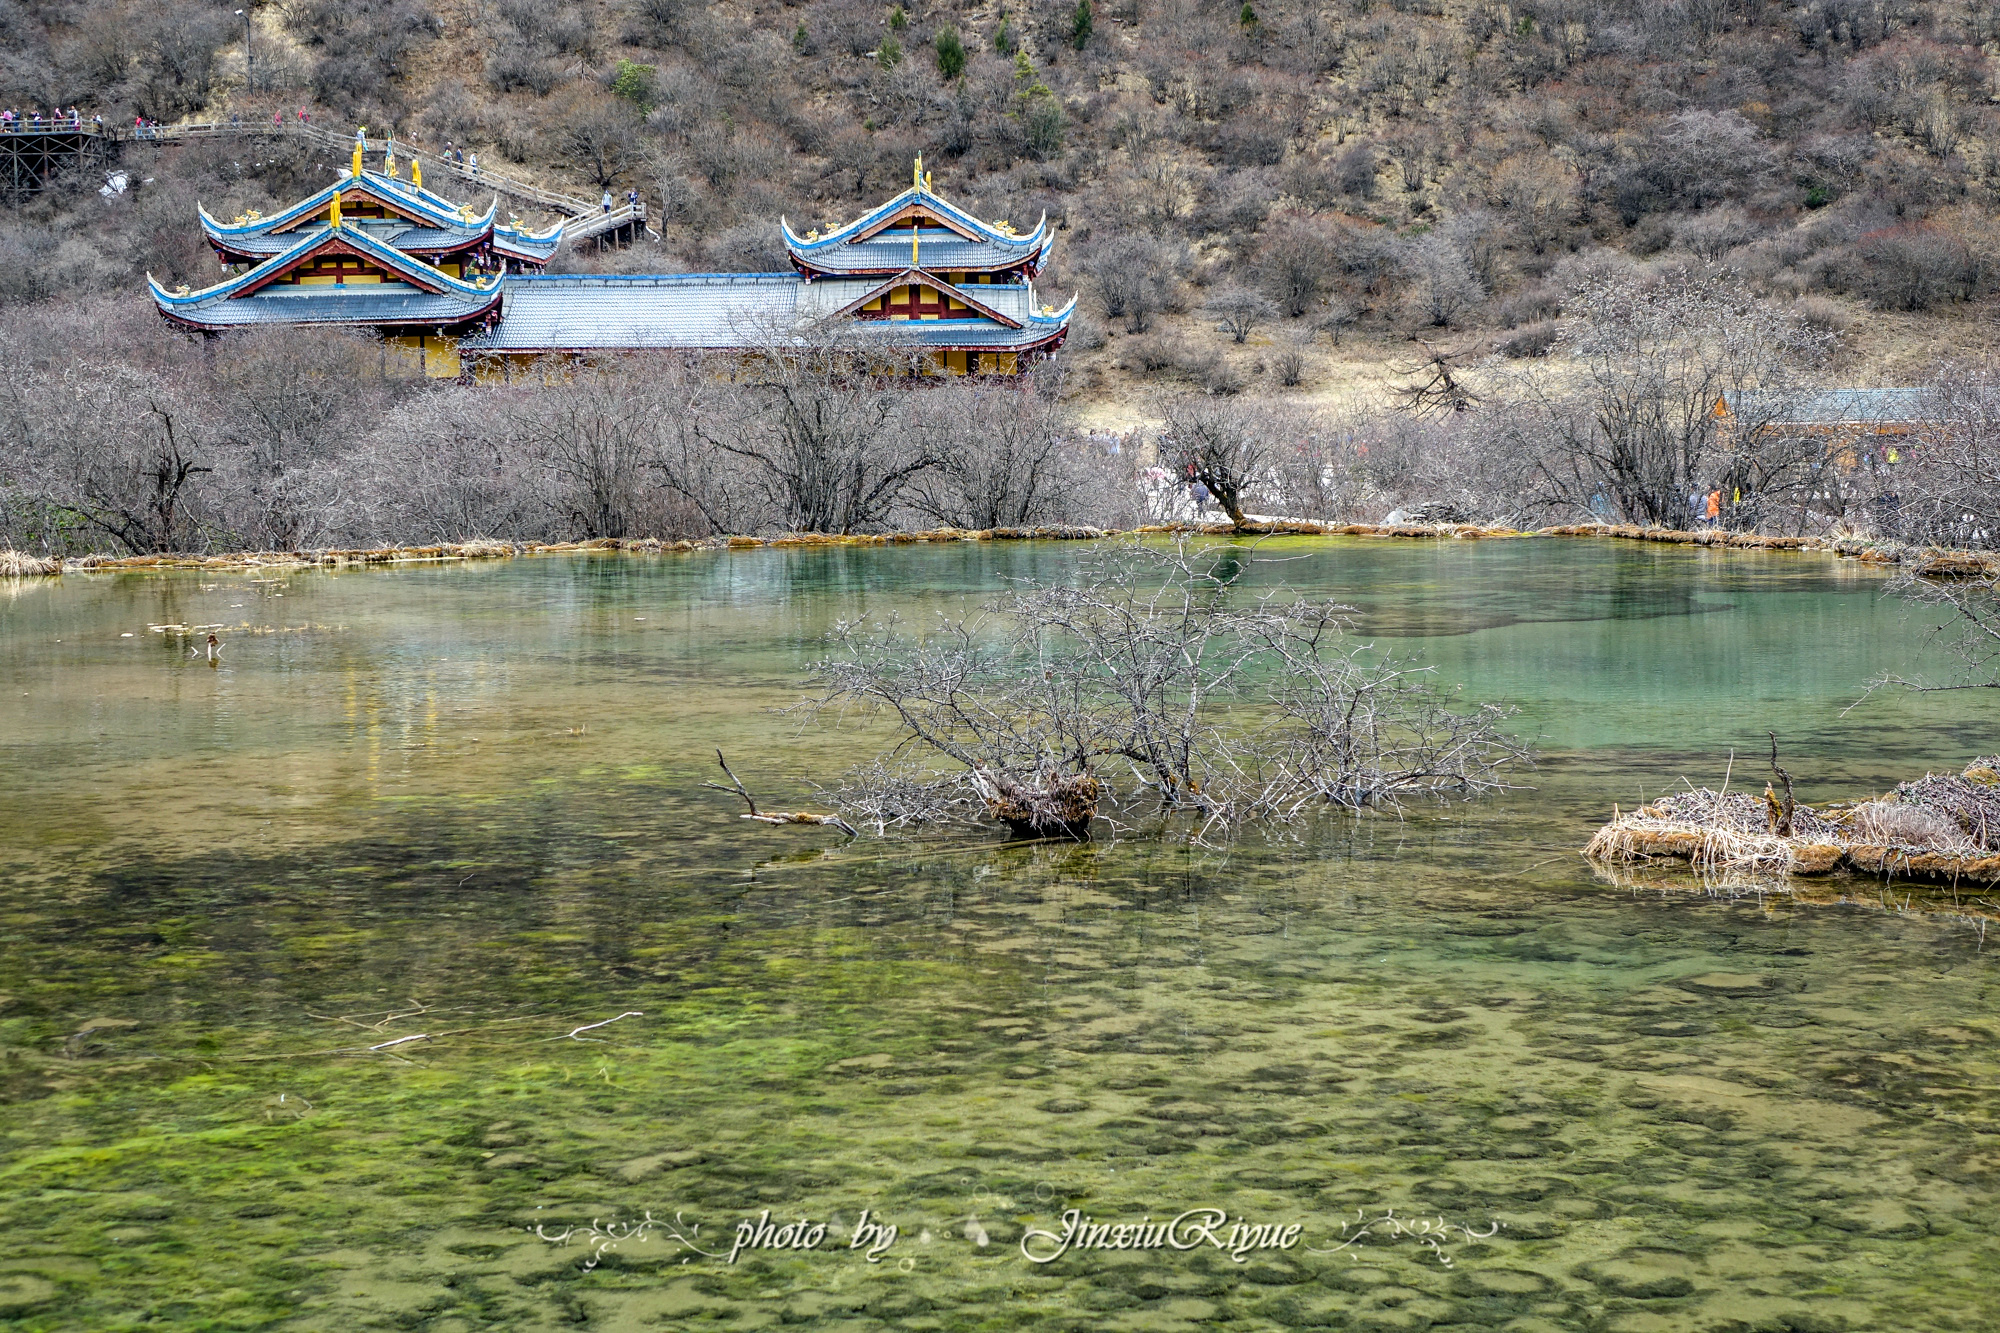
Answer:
1071 0 1093 49
935 26 966 79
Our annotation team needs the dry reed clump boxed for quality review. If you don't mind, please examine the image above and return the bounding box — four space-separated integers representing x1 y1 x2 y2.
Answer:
1586 758 2000 886
0 550 61 577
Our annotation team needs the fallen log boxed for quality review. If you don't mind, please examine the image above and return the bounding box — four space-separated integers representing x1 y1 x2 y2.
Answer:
701 750 857 837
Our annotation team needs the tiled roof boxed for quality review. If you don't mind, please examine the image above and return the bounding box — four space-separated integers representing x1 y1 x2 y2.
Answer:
197 172 493 240
493 221 564 261
153 282 500 328
151 220 504 323
783 191 1043 251
459 272 1073 352
792 229 1050 275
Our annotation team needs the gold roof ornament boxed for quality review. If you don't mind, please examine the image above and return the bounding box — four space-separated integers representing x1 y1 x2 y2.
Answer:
352 126 365 178
412 157 422 189
806 228 820 241
329 191 342 229
913 155 924 191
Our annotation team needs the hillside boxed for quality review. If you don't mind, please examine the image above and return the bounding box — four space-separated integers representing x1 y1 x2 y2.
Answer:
3 0 1999 409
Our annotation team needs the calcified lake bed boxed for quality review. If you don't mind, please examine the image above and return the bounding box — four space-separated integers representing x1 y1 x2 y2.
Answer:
2 538 1998 1333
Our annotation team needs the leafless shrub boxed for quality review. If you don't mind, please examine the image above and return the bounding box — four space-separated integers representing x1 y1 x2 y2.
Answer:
1499 271 1837 527
684 322 940 534
1083 235 1186 333
806 538 1528 840
1272 332 1308 387
1849 800 1975 851
1498 321 1559 358
1258 215 1340 318
898 369 1081 530
1843 223 1980 312
1205 287 1277 343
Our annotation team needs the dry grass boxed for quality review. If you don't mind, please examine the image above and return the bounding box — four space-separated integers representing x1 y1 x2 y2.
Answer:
1586 759 2000 888
0 550 61 577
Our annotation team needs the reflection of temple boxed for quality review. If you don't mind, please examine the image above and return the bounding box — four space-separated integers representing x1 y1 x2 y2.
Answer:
149 152 1071 379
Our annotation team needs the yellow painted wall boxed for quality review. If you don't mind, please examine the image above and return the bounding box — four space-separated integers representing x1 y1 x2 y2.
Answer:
386 335 464 379
422 336 462 378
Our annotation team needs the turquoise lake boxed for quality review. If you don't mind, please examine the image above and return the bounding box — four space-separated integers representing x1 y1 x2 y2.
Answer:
0 536 1995 1332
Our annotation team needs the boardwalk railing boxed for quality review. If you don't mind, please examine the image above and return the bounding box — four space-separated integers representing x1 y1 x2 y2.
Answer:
563 200 650 245
5 118 659 239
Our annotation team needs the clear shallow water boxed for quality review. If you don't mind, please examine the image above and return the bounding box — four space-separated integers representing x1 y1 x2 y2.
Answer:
1 538 1997 1332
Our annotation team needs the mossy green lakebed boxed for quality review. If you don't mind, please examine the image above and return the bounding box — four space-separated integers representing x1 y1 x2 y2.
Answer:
2 538 1997 1331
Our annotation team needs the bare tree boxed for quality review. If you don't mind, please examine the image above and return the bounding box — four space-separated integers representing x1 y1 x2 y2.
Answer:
1205 287 1278 344
1390 340 1480 416
1899 363 2000 549
1154 392 1291 528
206 327 406 550
690 323 943 534
1500 271 1835 526
900 368 1079 530
0 364 217 554
809 539 1528 839
507 358 666 539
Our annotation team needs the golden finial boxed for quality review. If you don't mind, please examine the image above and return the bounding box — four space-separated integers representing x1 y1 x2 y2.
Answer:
329 191 342 229
924 171 932 191
352 126 365 178
913 155 924 191
412 157 422 189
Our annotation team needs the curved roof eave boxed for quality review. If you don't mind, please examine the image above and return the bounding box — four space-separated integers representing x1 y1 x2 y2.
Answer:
150 224 502 308
791 188 1029 251
358 170 484 230
148 228 326 305
1025 293 1077 324
198 185 341 237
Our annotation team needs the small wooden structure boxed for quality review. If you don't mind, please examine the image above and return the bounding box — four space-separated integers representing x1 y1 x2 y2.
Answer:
0 121 113 198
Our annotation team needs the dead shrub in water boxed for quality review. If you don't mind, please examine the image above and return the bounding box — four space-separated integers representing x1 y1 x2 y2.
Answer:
1849 800 1977 851
807 537 1528 840
0 550 61 577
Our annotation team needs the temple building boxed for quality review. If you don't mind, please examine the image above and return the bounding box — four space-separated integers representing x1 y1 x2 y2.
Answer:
148 153 1071 378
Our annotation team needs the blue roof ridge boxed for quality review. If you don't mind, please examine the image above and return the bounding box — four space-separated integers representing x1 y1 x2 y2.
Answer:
152 223 502 307
782 190 1044 252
